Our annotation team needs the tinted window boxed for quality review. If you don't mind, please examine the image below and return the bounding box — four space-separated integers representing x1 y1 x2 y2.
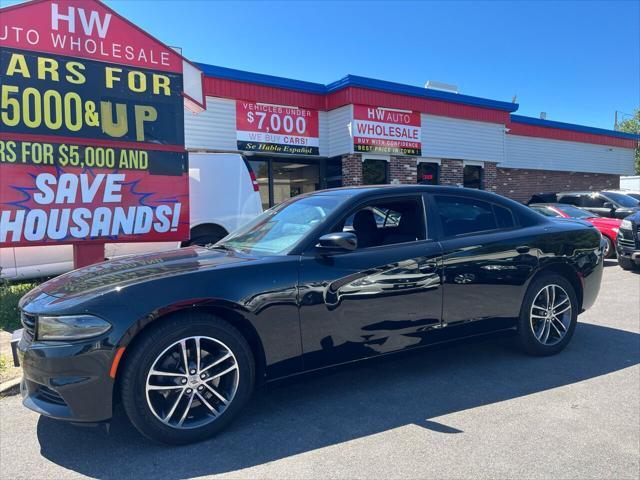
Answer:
362 159 388 185
603 192 640 207
558 195 581 206
579 194 606 208
435 196 499 237
494 204 517 228
463 165 483 189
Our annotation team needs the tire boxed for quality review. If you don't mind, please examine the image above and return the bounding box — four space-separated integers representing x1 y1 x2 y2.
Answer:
184 225 227 247
120 312 254 444
618 255 638 271
602 236 615 259
517 273 578 356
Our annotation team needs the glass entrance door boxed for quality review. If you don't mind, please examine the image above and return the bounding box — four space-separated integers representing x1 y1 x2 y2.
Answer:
273 161 321 205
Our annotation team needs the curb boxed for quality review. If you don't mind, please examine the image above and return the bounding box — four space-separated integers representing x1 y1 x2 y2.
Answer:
0 377 21 396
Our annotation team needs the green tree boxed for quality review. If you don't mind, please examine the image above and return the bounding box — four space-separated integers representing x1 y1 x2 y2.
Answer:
617 108 640 174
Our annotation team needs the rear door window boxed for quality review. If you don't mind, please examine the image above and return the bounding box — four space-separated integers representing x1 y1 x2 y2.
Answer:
435 195 498 237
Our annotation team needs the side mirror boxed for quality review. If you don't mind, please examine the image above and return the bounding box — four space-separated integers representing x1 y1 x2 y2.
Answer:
603 202 615 210
317 232 357 252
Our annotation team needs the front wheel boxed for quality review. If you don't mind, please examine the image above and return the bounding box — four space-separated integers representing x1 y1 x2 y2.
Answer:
517 274 578 356
120 312 254 444
602 236 615 259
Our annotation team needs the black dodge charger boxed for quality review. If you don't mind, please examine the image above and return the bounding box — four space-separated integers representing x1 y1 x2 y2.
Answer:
16 185 604 444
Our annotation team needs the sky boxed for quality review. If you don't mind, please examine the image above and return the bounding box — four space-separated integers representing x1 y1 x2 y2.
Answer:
2 0 639 130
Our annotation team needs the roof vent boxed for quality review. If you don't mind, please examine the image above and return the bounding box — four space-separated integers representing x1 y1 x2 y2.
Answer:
425 80 458 94
540 112 547 120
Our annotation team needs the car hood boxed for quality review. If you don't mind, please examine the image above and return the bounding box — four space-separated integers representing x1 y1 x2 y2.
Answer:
586 217 621 228
21 246 259 302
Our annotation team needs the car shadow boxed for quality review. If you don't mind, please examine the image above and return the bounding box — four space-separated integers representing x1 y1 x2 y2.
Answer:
36 323 640 479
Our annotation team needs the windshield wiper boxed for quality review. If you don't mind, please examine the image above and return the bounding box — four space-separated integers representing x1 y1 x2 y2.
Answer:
205 243 234 251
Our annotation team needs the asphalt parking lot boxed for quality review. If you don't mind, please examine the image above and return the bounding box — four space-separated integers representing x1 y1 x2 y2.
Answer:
1 261 638 480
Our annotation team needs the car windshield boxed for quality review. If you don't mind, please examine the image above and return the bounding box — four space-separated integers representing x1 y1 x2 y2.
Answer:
555 205 595 219
531 206 561 217
626 193 640 201
604 192 640 207
219 195 345 255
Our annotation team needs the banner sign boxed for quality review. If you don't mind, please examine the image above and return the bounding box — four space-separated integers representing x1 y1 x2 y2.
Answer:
352 105 422 156
0 0 190 247
236 101 320 156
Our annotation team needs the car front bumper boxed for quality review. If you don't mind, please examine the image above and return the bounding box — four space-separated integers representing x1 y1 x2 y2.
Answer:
616 242 640 265
15 328 116 423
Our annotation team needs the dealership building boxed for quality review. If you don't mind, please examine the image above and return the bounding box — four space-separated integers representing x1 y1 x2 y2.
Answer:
184 63 639 208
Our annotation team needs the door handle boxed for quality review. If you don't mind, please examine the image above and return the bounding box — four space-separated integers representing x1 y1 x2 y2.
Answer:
516 246 530 254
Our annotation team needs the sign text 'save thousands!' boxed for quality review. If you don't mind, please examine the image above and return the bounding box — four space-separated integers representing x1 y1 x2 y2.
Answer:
352 105 422 156
0 0 189 247
236 101 320 155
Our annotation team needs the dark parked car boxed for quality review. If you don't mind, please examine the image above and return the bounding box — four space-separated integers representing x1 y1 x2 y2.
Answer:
15 186 605 444
615 211 640 270
553 191 640 219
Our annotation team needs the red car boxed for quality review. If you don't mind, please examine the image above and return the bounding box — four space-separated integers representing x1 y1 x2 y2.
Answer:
530 203 621 258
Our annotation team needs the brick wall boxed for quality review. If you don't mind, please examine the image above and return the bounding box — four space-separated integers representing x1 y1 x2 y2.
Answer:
440 159 464 186
483 162 498 192
496 168 620 203
390 156 417 184
341 154 362 186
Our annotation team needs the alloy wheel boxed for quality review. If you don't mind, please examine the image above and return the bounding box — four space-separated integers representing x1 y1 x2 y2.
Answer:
529 284 572 346
145 336 239 429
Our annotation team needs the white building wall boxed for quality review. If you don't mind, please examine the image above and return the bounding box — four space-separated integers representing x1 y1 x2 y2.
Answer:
328 105 354 157
504 134 635 175
420 114 506 163
184 97 237 151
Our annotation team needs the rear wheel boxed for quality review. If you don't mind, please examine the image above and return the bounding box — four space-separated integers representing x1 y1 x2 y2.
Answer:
517 274 578 356
121 312 254 444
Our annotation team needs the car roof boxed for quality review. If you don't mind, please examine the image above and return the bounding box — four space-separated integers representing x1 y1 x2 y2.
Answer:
312 184 497 198
529 203 580 208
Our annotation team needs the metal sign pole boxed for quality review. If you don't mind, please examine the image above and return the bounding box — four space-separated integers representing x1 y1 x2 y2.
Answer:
73 244 106 269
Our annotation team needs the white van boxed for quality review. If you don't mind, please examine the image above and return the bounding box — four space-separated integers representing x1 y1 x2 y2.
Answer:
0 153 263 280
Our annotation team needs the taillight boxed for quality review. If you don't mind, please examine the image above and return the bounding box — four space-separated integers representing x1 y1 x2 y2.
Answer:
249 170 260 192
243 158 260 192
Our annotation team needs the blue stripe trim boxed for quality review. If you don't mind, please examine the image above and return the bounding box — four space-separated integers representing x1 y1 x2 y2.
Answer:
195 63 327 94
195 62 519 112
326 74 519 112
511 115 640 140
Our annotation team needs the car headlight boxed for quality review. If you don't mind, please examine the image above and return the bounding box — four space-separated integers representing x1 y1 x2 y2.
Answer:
37 315 111 341
620 219 633 230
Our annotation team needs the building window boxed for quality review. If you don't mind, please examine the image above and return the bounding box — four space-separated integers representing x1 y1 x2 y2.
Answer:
325 157 343 188
418 162 439 185
463 165 483 189
362 159 388 185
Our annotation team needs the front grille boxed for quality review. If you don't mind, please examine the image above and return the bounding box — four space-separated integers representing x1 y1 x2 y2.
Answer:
618 237 636 248
21 311 36 340
37 385 66 406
